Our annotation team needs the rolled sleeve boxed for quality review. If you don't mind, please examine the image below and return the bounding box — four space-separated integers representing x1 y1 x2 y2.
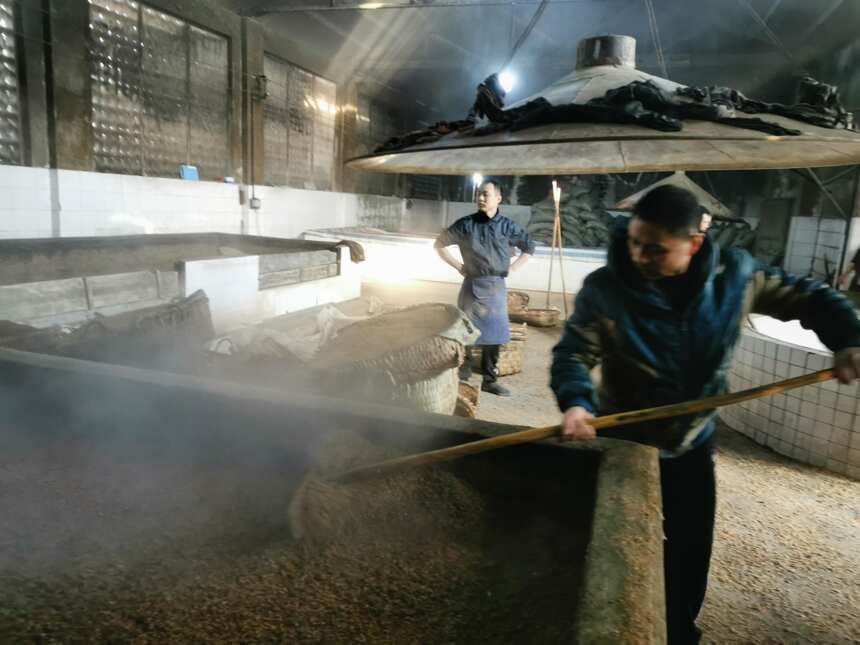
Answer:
506 220 536 254
434 222 462 249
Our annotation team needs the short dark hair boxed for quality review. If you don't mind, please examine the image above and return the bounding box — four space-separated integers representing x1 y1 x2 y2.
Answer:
633 185 702 236
479 178 503 197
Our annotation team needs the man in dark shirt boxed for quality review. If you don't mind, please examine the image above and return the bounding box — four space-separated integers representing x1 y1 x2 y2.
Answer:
434 179 536 396
552 185 860 644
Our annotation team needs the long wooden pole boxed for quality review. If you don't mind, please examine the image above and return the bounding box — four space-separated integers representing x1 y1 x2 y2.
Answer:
555 198 569 317
545 212 558 308
333 369 836 483
545 180 562 309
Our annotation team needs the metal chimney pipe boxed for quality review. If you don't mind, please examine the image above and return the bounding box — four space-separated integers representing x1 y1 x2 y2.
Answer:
575 35 636 69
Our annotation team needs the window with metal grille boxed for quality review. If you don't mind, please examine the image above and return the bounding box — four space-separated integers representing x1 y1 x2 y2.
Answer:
410 175 442 201
89 1 230 179
0 1 22 165
263 54 336 190
353 93 400 196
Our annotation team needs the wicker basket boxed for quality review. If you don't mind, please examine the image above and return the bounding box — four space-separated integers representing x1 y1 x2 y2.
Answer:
311 304 478 414
312 303 478 384
454 381 480 418
507 290 531 313
471 340 525 376
508 308 561 328
508 322 528 342
389 366 460 414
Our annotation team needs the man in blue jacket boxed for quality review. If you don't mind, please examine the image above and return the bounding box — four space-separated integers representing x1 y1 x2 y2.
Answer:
551 185 860 645
435 179 535 396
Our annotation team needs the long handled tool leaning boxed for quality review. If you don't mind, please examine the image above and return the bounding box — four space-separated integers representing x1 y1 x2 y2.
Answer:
289 369 835 539
544 180 569 316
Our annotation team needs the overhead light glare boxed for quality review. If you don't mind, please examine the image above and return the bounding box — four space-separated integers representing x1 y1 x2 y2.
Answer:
498 70 516 94
472 172 483 186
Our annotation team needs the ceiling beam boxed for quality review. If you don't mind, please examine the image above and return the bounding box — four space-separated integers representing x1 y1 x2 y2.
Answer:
761 0 784 23
243 0 629 17
798 0 845 41
736 0 809 75
350 50 789 72
500 0 550 70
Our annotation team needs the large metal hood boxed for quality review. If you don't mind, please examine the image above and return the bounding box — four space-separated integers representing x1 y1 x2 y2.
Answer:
347 35 860 176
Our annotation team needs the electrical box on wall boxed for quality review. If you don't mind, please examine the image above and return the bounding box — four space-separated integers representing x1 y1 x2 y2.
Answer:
250 197 262 210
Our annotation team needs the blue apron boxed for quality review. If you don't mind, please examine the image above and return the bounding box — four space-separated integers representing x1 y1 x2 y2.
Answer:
457 276 510 346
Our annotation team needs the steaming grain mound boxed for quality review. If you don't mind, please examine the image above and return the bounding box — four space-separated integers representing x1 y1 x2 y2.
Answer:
0 424 593 644
289 431 486 542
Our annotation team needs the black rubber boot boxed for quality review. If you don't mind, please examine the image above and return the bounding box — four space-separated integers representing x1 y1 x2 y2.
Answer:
481 381 511 397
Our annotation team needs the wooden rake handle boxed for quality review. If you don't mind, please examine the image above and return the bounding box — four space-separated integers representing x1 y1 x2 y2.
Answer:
334 368 836 483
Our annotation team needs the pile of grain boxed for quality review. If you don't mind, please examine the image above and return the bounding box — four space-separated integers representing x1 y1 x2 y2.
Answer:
0 427 590 644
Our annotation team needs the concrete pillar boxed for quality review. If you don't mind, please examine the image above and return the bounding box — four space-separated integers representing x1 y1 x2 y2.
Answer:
19 0 51 168
47 0 92 171
242 18 264 190
338 82 360 194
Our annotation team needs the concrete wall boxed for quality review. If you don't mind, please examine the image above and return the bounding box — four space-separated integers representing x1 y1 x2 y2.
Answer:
0 243 359 333
183 247 360 332
0 270 180 328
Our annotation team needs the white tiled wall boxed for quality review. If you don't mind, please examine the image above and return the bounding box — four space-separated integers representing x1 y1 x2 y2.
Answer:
56 171 243 236
0 166 244 238
0 165 534 245
0 166 54 238
721 329 860 480
248 185 363 239
0 167 382 240
783 216 846 281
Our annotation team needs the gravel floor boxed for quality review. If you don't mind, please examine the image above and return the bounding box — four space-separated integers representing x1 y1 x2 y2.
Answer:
354 280 860 645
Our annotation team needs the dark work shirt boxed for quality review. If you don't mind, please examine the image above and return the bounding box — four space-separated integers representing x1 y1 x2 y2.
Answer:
434 211 536 278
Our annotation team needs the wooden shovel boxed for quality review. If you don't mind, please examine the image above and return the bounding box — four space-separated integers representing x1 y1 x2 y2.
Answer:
332 368 836 483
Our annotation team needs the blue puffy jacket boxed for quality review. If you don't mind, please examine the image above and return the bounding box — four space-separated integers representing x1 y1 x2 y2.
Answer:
550 221 860 456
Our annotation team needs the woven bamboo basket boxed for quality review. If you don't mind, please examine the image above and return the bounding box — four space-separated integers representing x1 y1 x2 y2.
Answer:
454 381 480 418
454 381 480 419
389 366 460 414
507 290 530 313
313 303 477 384
311 304 478 413
508 308 561 328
